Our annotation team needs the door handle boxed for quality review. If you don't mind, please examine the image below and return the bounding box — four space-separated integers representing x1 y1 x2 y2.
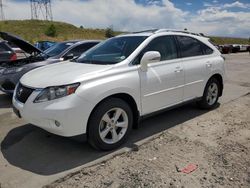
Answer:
175 66 183 73
206 62 212 68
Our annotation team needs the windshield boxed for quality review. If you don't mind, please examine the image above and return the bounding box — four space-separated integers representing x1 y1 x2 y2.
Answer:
44 42 76 57
77 36 148 64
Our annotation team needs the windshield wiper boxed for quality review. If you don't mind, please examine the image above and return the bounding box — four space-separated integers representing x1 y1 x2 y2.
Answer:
77 59 116 65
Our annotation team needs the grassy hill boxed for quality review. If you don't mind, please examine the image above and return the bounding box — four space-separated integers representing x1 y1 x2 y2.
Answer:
0 20 249 45
210 36 249 45
0 20 108 43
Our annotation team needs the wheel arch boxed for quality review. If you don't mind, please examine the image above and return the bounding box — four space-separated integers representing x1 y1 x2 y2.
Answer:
208 73 224 97
86 93 140 137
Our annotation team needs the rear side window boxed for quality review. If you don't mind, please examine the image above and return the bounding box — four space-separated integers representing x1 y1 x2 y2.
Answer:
176 36 203 58
202 44 213 55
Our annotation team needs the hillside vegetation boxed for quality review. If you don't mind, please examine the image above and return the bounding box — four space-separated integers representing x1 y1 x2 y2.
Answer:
0 20 108 43
0 20 249 45
210 36 249 45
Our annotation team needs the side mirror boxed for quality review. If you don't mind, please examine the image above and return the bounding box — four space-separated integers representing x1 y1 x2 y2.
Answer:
140 51 161 72
63 53 74 60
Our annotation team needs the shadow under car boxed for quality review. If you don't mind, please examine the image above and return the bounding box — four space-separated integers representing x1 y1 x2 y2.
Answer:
1 102 217 175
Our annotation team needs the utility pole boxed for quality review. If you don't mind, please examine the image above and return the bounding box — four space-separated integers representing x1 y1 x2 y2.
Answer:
0 0 4 20
30 0 53 21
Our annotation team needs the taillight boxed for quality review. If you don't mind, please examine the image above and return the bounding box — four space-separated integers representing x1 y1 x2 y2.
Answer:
10 53 17 61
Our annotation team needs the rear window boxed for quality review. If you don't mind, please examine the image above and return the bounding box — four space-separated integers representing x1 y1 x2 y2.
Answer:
0 42 11 52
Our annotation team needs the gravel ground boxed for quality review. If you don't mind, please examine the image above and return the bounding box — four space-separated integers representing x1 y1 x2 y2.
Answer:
46 94 250 188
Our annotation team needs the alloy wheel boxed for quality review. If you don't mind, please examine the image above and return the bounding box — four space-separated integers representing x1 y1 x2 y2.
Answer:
99 108 128 144
206 82 218 105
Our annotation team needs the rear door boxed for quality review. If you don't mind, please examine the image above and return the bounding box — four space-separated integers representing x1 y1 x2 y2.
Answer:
138 36 184 115
175 36 213 101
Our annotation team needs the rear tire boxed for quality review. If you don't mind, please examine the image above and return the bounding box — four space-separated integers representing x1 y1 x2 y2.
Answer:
197 78 220 109
87 98 133 151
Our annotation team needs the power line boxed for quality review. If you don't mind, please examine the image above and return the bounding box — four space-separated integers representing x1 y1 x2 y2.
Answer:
0 0 4 20
30 0 53 21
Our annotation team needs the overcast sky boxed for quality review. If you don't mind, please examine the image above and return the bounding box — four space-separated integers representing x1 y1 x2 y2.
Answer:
2 0 250 38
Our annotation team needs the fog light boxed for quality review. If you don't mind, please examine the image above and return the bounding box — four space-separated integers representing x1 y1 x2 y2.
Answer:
55 120 61 127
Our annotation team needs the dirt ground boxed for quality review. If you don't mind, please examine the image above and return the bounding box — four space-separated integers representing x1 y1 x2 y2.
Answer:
46 94 250 188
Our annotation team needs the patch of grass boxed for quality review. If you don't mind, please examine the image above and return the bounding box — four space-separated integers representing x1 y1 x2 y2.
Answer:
0 20 110 43
0 20 249 45
210 36 249 45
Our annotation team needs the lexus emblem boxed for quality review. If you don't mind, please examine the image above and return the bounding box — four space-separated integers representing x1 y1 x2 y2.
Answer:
17 88 23 96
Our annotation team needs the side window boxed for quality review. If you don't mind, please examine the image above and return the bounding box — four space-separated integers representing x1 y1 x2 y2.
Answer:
202 44 213 55
66 43 97 57
176 36 203 58
133 36 177 64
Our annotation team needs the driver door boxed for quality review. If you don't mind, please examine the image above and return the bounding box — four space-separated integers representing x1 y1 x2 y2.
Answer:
138 36 184 115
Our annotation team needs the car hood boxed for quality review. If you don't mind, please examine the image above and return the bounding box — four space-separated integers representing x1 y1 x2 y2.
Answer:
20 61 113 88
22 59 60 69
0 32 43 55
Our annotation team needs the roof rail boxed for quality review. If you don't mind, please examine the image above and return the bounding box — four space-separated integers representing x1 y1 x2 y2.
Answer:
132 29 158 34
126 29 205 37
155 29 203 36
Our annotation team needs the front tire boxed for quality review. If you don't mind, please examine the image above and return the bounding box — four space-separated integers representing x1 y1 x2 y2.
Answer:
197 78 220 109
87 98 133 151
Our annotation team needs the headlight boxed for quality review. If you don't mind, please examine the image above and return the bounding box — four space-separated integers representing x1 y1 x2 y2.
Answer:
3 67 25 75
34 83 80 103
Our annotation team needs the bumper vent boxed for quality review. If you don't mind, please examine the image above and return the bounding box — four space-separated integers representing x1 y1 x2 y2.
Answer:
15 84 34 104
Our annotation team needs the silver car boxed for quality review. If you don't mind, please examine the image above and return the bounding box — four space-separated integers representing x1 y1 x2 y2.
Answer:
0 32 100 94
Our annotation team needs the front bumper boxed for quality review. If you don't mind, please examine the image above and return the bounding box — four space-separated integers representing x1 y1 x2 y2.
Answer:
12 89 94 137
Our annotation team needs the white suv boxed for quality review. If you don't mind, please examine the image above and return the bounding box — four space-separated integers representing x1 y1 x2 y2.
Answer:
13 29 225 150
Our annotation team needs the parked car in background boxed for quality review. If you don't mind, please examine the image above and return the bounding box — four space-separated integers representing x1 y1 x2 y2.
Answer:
0 31 100 94
221 44 233 54
7 41 24 55
43 40 100 61
35 40 57 51
0 40 17 63
231 44 240 53
12 29 225 150
239 44 248 52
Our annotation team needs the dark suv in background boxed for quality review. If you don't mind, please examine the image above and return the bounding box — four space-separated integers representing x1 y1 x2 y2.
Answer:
0 32 100 94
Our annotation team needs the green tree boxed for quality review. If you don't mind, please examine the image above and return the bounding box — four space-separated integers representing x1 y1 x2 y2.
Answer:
80 25 84 29
105 26 114 38
45 24 57 37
